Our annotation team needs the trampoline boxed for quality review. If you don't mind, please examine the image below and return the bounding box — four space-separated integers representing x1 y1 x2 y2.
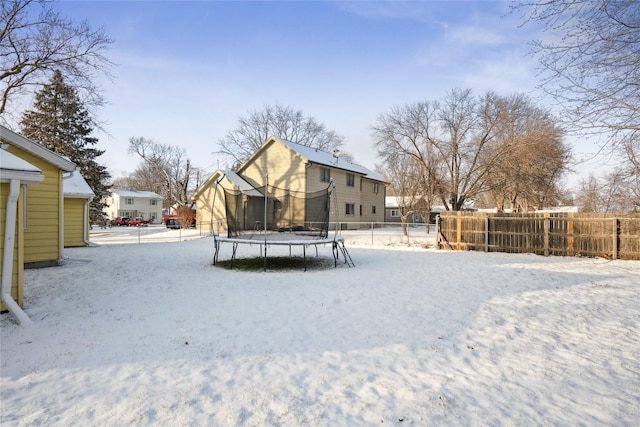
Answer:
212 174 354 271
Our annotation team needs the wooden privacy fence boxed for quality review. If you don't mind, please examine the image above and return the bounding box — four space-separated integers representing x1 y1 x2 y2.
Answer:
436 212 640 260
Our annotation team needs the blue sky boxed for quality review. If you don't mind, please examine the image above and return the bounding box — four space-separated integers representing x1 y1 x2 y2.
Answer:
45 0 595 183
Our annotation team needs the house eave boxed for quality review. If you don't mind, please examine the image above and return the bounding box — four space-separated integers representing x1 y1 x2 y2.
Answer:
1 125 76 172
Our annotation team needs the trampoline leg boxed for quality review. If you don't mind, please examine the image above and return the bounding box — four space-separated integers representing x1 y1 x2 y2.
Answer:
213 240 220 265
264 244 267 272
303 245 307 272
231 242 238 270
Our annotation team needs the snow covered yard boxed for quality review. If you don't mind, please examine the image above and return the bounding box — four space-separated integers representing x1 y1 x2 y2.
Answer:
1 228 639 426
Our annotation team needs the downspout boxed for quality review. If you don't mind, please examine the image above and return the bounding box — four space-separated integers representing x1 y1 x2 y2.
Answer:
83 197 91 245
1 179 32 325
61 171 74 261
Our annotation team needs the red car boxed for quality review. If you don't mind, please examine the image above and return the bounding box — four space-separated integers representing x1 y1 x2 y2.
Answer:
110 217 130 226
128 217 150 227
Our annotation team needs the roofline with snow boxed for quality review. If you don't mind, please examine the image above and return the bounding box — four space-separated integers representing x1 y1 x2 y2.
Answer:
1 125 77 172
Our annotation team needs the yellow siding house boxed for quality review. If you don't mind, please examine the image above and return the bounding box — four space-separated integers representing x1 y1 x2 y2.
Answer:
63 173 95 247
1 125 76 268
0 147 44 323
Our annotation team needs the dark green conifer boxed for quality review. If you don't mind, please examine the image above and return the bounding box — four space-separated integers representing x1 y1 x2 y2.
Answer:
21 70 112 224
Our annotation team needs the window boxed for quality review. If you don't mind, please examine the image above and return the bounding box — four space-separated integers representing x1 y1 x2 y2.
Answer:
345 203 355 215
372 183 379 194
150 199 157 206
360 179 363 191
359 205 363 216
125 197 134 205
346 173 355 187
372 205 377 214
391 209 400 218
320 168 331 182
150 212 158 221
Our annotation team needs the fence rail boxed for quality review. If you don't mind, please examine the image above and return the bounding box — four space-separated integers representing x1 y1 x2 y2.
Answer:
436 212 640 260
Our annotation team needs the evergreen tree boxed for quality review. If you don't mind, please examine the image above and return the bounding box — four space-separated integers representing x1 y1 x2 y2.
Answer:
20 70 112 223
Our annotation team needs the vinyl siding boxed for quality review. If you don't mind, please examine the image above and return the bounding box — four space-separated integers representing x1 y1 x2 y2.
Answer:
64 198 87 247
240 141 307 191
0 183 25 311
359 178 386 223
193 173 230 235
6 147 62 264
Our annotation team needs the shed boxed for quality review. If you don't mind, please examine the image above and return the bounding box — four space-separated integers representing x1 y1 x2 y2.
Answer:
63 173 95 247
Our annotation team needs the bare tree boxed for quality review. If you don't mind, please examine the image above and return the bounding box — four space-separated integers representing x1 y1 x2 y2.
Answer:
514 0 639 195
576 171 640 213
484 93 570 211
0 0 113 119
378 153 423 237
128 137 201 213
374 89 569 212
374 89 501 211
217 104 345 166
174 204 195 229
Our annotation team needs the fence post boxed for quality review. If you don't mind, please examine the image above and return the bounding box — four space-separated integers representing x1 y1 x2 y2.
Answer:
456 211 462 251
435 215 441 249
567 212 574 256
371 221 374 246
613 218 618 260
484 215 489 252
543 212 550 257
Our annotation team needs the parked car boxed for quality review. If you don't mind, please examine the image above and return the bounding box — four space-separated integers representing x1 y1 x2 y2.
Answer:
128 217 149 227
110 217 130 226
165 218 181 229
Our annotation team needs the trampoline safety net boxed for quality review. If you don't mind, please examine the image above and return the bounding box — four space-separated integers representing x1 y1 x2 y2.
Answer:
223 184 331 239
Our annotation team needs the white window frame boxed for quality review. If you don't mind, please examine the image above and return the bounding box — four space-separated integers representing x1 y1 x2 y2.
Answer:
320 168 331 182
345 203 355 215
346 173 355 187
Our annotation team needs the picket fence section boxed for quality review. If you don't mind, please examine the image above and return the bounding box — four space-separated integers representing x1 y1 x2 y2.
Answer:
436 212 640 260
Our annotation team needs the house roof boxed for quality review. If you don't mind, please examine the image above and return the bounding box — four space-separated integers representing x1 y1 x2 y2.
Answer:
63 172 95 199
110 189 163 199
0 125 77 172
192 169 265 200
279 139 385 182
225 170 264 197
0 148 45 184
239 136 386 183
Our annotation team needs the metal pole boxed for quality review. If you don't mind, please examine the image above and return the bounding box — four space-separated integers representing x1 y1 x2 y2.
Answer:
264 174 268 271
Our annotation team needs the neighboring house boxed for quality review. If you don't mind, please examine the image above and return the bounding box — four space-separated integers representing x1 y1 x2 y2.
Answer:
193 136 386 234
103 189 163 223
63 173 95 247
384 196 426 224
0 148 45 322
1 125 77 268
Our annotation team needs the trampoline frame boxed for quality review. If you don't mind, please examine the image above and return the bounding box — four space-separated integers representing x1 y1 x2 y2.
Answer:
211 173 354 271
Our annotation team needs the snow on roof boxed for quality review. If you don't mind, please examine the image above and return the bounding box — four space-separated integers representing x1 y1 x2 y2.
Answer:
63 172 95 198
111 189 163 199
1 125 76 172
0 148 42 174
225 170 264 197
279 139 385 182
